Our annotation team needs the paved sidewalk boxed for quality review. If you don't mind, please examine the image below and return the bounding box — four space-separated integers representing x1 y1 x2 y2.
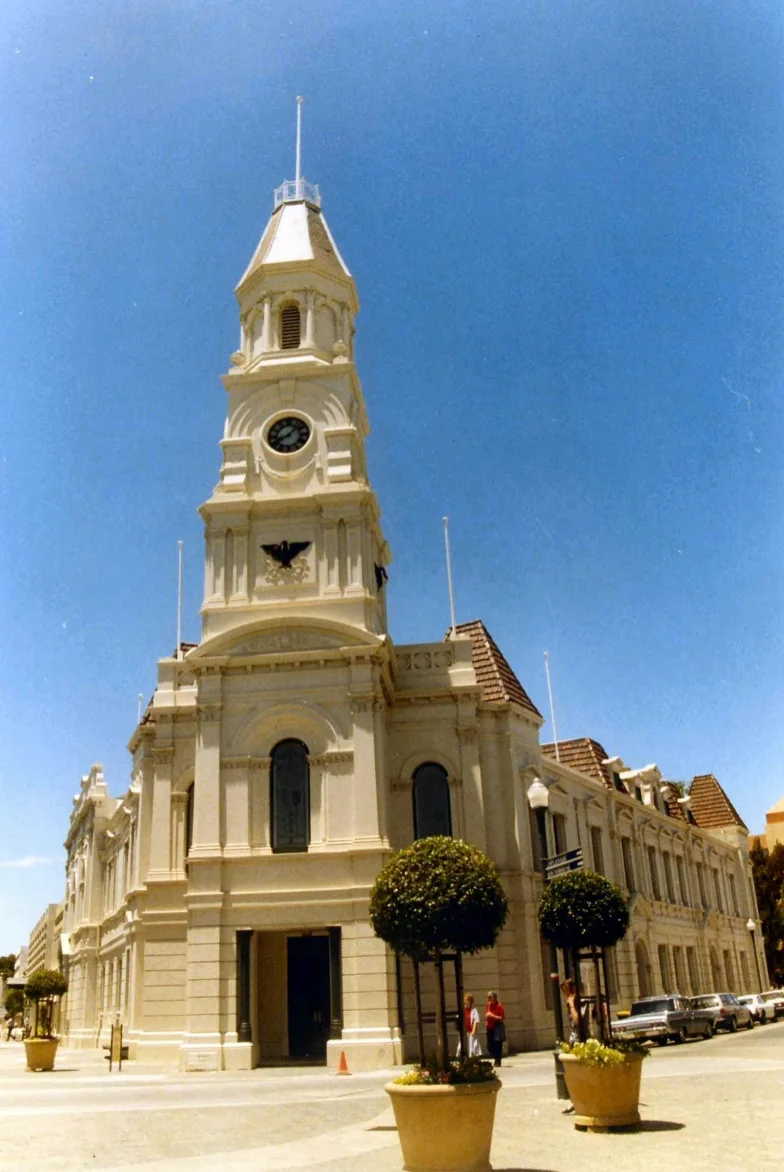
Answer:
1 1025 783 1170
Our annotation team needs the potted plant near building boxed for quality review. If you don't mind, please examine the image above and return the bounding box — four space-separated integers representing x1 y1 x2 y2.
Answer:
23 969 68 1072
538 869 647 1130
370 836 509 1172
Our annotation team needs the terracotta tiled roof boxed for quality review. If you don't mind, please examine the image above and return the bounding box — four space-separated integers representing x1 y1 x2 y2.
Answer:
661 786 688 821
541 738 613 788
449 620 541 718
689 773 747 831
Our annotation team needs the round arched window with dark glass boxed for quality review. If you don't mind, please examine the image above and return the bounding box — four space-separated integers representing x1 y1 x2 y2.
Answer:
271 739 310 853
412 762 452 839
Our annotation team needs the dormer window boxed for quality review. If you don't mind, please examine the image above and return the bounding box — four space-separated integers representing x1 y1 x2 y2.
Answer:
280 304 301 349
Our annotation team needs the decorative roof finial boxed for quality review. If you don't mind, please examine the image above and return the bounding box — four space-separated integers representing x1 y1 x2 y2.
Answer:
273 95 321 209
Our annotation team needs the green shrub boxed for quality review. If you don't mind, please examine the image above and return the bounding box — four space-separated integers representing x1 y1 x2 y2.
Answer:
538 869 629 950
24 969 68 1001
24 968 68 1039
395 1056 498 1085
561 1038 648 1066
370 836 509 958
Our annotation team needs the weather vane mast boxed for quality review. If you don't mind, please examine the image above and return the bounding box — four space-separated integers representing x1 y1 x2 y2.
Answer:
273 95 321 209
295 95 303 188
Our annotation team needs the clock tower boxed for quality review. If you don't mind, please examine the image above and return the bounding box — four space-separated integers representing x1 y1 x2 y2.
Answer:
199 169 391 644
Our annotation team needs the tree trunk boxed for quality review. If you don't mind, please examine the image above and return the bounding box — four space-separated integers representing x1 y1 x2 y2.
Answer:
455 951 467 1059
413 961 426 1066
435 952 449 1071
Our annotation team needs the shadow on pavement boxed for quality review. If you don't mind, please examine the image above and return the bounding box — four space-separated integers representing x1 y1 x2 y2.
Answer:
631 1120 685 1132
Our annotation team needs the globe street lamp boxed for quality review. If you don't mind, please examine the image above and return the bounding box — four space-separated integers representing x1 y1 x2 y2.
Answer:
527 778 568 1100
746 918 763 992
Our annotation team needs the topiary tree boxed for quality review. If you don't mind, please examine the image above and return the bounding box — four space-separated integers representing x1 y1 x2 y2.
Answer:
24 969 68 1039
3 987 23 1022
538 869 629 1043
370 836 510 1071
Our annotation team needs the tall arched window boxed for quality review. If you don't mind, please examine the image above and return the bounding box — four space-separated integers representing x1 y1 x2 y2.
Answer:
271 739 310 852
280 304 301 349
412 762 452 839
185 783 195 869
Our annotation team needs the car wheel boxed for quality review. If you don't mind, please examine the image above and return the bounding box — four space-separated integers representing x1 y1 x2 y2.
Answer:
729 1016 738 1033
708 1021 717 1036
674 1027 687 1044
746 1016 754 1030
655 1036 668 1046
761 1012 768 1025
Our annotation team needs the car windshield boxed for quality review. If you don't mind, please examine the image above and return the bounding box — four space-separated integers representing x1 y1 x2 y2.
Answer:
691 996 717 1008
630 999 670 1015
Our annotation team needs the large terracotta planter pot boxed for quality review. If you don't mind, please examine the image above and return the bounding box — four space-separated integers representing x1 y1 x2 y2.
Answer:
24 1038 59 1072
385 1078 501 1172
560 1052 644 1130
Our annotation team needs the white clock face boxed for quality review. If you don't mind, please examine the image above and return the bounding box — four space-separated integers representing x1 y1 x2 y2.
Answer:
267 416 310 453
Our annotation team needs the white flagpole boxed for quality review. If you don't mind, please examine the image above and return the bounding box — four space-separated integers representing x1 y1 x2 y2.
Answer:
295 95 303 190
176 540 184 660
443 517 457 639
543 651 560 762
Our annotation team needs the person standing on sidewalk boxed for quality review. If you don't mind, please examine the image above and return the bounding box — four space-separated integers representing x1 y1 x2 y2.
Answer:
485 991 505 1067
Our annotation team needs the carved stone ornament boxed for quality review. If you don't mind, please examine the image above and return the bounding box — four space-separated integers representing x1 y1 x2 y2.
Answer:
199 703 223 723
309 751 354 766
230 629 348 655
222 756 269 771
350 694 382 714
152 747 175 766
264 549 311 586
458 724 480 745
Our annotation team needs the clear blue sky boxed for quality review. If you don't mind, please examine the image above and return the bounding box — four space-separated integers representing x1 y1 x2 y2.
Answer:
1 0 782 952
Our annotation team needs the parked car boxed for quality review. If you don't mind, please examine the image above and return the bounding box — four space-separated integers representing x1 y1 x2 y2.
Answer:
611 995 711 1044
690 992 753 1033
759 989 784 1020
738 994 771 1024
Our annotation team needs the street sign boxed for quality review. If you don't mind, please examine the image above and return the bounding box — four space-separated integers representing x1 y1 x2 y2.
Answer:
544 847 583 881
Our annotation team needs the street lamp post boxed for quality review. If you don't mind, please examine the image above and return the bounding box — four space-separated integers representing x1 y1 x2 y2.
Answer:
746 919 763 992
527 778 568 1101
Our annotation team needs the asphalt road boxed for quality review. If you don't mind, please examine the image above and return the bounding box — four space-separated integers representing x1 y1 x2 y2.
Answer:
1 1021 783 1171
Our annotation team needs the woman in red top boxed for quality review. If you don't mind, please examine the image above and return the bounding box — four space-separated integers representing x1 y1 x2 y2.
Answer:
485 991 505 1067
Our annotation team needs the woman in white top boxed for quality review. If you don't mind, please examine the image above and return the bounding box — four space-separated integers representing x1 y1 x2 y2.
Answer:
458 993 482 1058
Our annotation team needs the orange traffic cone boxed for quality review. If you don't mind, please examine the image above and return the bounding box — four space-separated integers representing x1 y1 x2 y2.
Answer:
336 1049 351 1075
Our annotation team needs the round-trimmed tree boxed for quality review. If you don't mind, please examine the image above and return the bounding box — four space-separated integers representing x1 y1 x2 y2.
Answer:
538 869 629 1044
370 836 509 1069
24 969 68 1039
538 869 629 950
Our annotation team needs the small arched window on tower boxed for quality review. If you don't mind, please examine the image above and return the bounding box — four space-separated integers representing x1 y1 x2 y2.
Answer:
280 303 301 350
412 762 452 839
271 739 310 852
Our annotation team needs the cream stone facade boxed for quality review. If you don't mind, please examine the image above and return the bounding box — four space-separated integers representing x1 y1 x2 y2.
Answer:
58 169 766 1071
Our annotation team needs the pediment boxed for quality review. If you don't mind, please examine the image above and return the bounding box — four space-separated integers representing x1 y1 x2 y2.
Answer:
230 628 350 655
189 621 382 661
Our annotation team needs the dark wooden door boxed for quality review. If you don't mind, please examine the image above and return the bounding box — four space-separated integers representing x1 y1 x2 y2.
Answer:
287 936 331 1060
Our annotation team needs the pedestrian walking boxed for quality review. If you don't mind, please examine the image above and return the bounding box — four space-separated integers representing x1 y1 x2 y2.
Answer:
457 994 482 1058
485 990 505 1067
560 978 580 1044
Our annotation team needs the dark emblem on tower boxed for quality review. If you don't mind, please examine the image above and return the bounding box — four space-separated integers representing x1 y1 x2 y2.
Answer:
262 541 312 568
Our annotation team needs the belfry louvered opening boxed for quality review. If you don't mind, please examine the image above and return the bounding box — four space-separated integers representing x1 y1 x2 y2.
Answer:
280 304 301 349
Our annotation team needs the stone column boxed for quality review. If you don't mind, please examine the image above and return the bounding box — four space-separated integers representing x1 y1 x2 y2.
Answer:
261 296 272 351
349 696 383 842
147 745 174 878
224 758 250 855
192 700 222 857
456 709 486 851
231 526 249 602
304 291 316 347
249 758 271 849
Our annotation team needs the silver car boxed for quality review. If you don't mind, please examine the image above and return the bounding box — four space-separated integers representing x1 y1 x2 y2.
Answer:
759 989 784 1020
690 992 753 1034
738 994 771 1024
